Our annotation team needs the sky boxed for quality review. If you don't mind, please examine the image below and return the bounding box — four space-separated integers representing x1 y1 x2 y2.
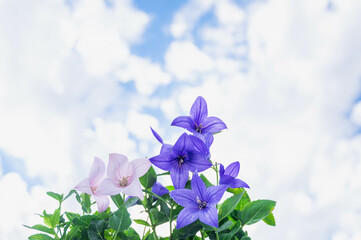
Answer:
1 0 361 239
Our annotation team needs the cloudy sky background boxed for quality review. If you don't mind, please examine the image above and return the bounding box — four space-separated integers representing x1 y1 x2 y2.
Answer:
1 0 361 239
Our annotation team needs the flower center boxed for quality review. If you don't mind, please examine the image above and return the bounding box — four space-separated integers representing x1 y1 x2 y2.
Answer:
91 186 97 194
177 155 187 167
197 196 207 209
119 176 131 187
195 123 203 133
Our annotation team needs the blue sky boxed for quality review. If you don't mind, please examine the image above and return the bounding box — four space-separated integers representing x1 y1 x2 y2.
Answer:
1 0 361 239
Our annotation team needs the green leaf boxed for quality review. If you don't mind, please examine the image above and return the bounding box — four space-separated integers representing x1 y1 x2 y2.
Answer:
46 192 63 202
87 219 106 240
228 188 251 211
81 193 91 214
200 174 213 187
64 226 82 240
125 197 139 208
219 221 241 240
241 237 251 240
50 208 61 228
139 166 157 189
165 185 175 191
109 205 132 232
134 219 151 227
241 200 276 225
72 215 101 227
172 220 202 239
24 224 55 234
157 171 170 176
65 212 80 221
263 212 276 226
111 194 124 208
28 233 55 240
149 207 168 226
218 192 244 221
63 190 76 201
215 220 233 233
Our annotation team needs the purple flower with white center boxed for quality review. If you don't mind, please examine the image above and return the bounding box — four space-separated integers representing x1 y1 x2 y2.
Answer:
169 173 227 228
149 133 212 189
152 182 169 200
220 162 249 189
171 96 227 135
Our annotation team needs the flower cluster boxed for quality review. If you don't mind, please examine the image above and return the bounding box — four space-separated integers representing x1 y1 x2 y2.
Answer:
27 96 276 240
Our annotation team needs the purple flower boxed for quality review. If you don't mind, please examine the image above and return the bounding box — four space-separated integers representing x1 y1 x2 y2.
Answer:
219 162 249 189
190 132 213 160
149 133 212 189
170 173 227 228
150 127 172 154
171 96 227 135
152 182 169 200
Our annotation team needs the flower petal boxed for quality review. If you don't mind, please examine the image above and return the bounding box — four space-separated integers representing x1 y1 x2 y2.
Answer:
186 152 212 172
219 174 234 186
176 207 200 229
93 195 109 213
152 182 169 198
190 96 208 125
171 116 195 132
122 179 144 199
189 135 208 155
198 206 218 228
89 157 106 186
150 127 163 144
201 116 227 134
173 133 194 154
224 162 240 178
131 158 151 178
150 151 177 171
205 185 227 206
191 172 207 200
96 178 122 196
219 164 225 177
74 178 92 195
107 153 128 181
170 165 189 189
169 189 197 208
228 178 250 189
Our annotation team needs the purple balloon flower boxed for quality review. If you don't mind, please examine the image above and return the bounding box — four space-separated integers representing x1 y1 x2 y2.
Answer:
170 173 227 228
190 132 214 160
219 162 249 189
149 133 212 189
171 96 227 135
150 127 172 154
152 182 169 200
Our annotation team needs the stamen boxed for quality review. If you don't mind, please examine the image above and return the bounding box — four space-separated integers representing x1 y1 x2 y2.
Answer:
196 196 207 209
177 155 187 167
120 176 131 187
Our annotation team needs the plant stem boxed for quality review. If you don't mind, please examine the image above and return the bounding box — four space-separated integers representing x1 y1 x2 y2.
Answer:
215 162 219 185
201 229 205 240
169 201 175 239
147 209 159 240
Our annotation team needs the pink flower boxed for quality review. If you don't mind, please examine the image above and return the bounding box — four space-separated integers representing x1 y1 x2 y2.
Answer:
74 157 110 213
97 153 151 199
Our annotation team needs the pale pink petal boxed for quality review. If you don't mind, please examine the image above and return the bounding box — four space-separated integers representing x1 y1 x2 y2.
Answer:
74 178 92 195
107 153 128 181
89 157 106 186
96 178 122 196
122 179 144 199
131 158 151 179
93 195 109 213
121 161 133 179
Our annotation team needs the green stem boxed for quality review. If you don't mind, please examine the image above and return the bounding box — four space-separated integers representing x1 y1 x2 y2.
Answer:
215 162 219 186
169 201 175 239
201 229 205 240
147 209 159 240
216 232 220 240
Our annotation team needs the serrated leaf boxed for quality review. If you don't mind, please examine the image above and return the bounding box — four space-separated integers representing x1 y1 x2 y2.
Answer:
139 166 157 189
109 205 131 232
24 224 55 234
28 233 55 240
241 200 276 225
218 192 244 221
134 219 151 227
263 212 276 226
46 192 63 202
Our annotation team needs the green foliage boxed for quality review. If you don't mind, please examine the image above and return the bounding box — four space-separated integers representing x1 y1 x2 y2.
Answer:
263 212 276 226
140 166 157 189
109 205 132 232
218 192 244 221
241 200 276 225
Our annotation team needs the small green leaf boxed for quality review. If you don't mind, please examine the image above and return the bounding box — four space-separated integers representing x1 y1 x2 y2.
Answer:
219 221 241 240
109 205 132 232
63 190 76 201
241 237 251 240
72 215 100 227
81 193 91 214
46 192 63 202
28 233 55 240
49 208 60 228
65 212 80 221
263 212 276 226
87 219 106 240
157 171 170 176
172 220 202 239
139 166 157 189
219 192 244 221
215 220 233 233
125 197 139 208
200 174 213 187
111 194 124 208
165 185 175 191
24 224 55 234
241 200 276 225
134 219 151 227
